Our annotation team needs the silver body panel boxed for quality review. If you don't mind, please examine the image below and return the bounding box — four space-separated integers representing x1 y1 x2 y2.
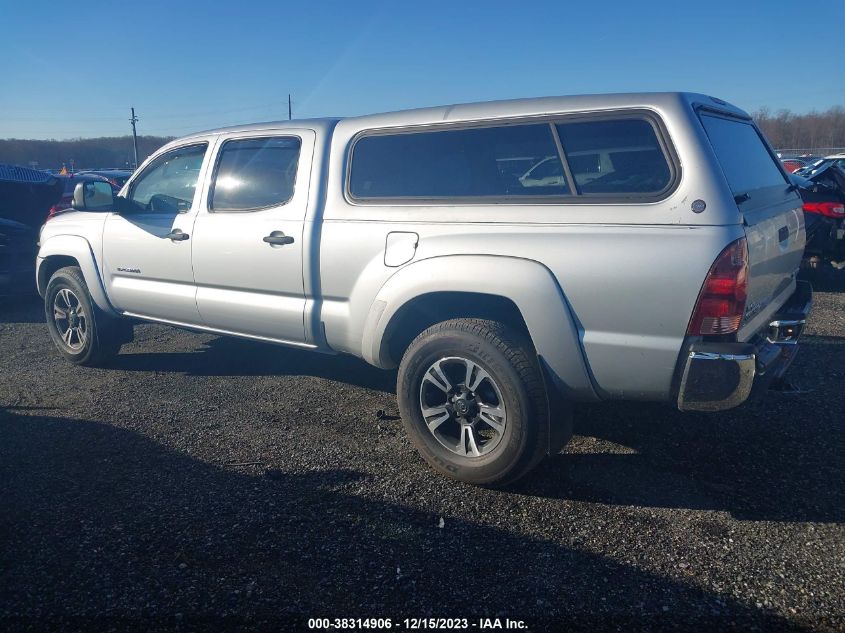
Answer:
37 92 805 404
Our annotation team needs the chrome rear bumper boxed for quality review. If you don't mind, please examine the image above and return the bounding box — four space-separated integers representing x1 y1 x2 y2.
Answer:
677 280 811 412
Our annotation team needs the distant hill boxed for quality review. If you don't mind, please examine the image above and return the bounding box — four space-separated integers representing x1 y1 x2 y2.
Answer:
0 136 174 171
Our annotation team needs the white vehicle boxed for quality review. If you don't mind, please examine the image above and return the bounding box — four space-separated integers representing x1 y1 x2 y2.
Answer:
37 93 810 484
795 153 845 177
519 146 657 188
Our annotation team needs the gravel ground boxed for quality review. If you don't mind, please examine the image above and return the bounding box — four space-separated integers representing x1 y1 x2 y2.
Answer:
1 273 843 632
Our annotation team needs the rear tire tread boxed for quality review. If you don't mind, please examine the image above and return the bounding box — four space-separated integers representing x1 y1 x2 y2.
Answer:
400 318 550 486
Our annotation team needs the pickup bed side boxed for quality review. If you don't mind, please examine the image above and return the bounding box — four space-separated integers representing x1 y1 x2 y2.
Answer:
362 254 598 402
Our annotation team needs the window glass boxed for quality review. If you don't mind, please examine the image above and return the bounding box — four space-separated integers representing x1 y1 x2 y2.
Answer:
567 153 600 175
349 124 569 198
211 136 301 211
699 114 787 195
526 157 563 180
129 144 207 213
556 119 671 194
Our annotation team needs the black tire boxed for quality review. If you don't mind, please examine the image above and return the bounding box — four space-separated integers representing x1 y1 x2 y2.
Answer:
44 266 125 366
397 318 550 485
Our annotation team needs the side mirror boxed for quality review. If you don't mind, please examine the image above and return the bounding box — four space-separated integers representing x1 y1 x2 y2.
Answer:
72 181 115 212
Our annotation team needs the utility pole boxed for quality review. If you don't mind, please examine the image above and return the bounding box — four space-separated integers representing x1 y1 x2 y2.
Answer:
288 94 292 121
130 107 139 169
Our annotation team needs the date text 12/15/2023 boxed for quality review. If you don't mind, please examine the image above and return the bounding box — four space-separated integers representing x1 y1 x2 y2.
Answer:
307 617 528 630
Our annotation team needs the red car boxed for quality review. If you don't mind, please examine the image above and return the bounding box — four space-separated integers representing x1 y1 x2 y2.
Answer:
780 158 808 173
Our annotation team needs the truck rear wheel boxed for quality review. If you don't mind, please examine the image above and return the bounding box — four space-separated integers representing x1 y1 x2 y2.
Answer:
397 318 549 485
44 266 126 366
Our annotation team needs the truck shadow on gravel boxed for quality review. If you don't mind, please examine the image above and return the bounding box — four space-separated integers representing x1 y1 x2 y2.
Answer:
0 297 398 394
516 336 844 524
0 294 43 324
0 406 806 631
109 336 398 394
799 268 845 293
4 295 841 525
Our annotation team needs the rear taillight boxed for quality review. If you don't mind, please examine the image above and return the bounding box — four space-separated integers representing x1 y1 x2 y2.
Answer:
687 238 749 336
803 201 845 218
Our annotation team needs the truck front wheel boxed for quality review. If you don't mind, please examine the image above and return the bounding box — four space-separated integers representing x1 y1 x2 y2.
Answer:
44 266 127 366
397 318 549 485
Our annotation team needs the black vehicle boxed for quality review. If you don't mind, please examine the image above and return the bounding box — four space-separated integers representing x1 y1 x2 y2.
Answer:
791 165 845 269
0 216 37 296
0 165 63 295
0 164 64 230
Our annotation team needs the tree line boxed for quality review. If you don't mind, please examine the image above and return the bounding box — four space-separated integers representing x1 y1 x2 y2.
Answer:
753 106 845 152
1 107 844 170
0 136 173 171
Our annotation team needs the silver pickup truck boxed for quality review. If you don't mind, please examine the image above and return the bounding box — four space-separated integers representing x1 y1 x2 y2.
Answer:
37 92 811 485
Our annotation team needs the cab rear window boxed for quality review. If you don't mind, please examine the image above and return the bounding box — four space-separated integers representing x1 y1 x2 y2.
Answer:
699 114 787 196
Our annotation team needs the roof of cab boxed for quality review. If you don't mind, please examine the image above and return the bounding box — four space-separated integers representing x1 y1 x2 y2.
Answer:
170 92 747 143
179 117 340 140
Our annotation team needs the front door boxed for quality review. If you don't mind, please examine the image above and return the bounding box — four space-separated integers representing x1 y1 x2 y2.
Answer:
102 141 212 324
190 130 314 342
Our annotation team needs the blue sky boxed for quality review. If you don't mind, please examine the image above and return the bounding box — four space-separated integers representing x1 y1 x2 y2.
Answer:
1 0 843 139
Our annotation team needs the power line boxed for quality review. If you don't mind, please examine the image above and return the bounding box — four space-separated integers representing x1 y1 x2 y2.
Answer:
0 115 126 122
144 101 285 120
1 101 288 123
2 98 305 139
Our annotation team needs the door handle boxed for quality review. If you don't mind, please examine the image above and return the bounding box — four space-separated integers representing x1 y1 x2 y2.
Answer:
166 229 190 242
263 231 294 246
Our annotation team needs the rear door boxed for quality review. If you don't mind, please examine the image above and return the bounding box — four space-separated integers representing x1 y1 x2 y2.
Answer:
190 130 314 343
699 112 805 338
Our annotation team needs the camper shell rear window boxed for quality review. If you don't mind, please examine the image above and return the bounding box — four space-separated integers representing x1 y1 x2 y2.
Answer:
698 112 789 201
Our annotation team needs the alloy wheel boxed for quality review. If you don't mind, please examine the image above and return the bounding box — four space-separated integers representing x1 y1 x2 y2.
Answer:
53 288 88 351
418 356 507 457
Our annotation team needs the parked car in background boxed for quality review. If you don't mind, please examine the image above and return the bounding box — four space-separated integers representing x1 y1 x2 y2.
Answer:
48 173 117 222
0 164 64 231
798 154 824 164
781 158 808 173
37 92 810 485
791 166 845 269
795 153 845 177
0 216 37 297
78 169 133 189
